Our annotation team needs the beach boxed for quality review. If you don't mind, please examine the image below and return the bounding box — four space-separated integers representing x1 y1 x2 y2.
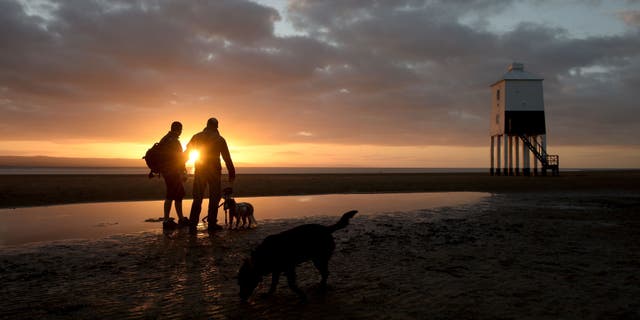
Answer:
1 170 639 208
1 172 639 319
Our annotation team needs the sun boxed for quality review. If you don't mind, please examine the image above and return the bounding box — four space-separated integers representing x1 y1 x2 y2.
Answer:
187 150 200 166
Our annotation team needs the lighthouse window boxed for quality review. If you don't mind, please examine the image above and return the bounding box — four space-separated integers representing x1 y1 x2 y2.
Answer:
496 89 500 100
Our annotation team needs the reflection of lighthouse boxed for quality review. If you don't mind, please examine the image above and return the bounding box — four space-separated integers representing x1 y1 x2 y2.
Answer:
489 63 559 176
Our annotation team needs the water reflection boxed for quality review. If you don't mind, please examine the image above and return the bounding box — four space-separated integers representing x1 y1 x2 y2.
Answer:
0 192 487 246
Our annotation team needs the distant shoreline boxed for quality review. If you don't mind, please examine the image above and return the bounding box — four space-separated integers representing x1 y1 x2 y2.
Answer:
0 166 488 175
0 166 636 175
1 170 639 209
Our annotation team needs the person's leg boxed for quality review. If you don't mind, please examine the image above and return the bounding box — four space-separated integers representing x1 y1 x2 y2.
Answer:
207 172 222 228
162 175 178 230
164 200 172 220
189 171 206 231
175 200 184 219
174 175 186 222
162 199 179 229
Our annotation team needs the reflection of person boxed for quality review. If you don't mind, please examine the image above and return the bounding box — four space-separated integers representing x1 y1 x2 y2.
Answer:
186 117 235 233
159 121 189 229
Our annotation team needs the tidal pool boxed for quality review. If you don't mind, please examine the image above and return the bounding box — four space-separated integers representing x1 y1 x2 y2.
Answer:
0 192 488 246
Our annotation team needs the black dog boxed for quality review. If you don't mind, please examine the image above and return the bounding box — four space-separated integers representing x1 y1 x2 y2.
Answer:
238 210 358 301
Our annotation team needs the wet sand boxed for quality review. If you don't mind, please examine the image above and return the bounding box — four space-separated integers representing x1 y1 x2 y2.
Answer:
1 191 639 319
1 172 639 318
1 170 640 208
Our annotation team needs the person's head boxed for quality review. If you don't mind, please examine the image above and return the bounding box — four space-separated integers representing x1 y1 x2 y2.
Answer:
170 121 182 136
206 117 218 129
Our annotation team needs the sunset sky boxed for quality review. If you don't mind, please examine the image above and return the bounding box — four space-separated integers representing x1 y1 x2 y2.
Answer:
2 0 640 168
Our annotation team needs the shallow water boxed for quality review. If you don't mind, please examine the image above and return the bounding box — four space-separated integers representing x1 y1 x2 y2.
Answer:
0 192 487 246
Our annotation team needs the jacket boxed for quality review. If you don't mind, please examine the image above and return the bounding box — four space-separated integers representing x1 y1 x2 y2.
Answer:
187 127 235 178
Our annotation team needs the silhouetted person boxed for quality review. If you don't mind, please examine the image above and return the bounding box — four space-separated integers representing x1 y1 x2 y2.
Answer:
159 121 189 229
186 117 235 233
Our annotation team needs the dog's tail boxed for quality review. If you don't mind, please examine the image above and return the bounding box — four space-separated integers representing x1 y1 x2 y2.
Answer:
328 210 358 233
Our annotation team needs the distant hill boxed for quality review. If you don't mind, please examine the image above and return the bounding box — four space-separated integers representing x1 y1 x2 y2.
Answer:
0 156 144 167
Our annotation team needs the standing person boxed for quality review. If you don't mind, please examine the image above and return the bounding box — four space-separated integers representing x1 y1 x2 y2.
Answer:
186 117 235 233
159 121 189 229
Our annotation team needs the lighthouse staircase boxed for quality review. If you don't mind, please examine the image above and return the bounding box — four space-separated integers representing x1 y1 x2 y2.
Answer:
518 134 560 176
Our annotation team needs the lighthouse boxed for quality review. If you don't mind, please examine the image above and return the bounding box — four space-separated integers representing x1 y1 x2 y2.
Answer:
490 62 559 176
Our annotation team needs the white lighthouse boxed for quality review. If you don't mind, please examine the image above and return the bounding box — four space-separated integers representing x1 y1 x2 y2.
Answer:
490 62 559 176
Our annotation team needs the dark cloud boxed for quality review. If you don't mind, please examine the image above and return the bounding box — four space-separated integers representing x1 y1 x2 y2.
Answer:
1 0 639 148
285 1 640 146
618 9 640 26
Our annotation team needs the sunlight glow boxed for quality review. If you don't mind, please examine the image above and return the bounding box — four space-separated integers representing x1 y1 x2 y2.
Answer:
2 140 640 168
187 150 200 166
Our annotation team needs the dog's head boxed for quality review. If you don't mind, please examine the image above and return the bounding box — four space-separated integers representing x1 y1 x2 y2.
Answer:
222 187 233 199
238 257 261 302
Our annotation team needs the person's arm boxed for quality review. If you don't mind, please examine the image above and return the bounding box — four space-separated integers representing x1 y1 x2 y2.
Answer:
184 135 195 155
178 142 188 173
220 138 235 182
172 140 187 173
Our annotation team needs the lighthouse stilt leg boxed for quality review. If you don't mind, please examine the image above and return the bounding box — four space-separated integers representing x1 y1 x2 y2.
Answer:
503 134 508 176
541 135 547 176
515 138 520 176
533 136 539 176
523 136 530 176
496 135 502 176
490 136 495 176
508 135 514 176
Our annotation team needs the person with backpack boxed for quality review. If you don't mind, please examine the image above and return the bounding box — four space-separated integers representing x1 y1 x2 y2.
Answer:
186 117 235 234
157 121 189 229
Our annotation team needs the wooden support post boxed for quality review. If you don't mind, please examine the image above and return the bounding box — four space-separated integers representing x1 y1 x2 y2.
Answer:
533 136 539 176
490 136 495 176
508 135 514 176
541 135 547 176
515 137 520 175
503 134 508 176
523 135 530 176
496 135 501 175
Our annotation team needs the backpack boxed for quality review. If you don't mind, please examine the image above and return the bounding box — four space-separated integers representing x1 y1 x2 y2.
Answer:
143 142 172 178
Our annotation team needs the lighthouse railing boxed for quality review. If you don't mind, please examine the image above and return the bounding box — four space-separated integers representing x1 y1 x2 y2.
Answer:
517 133 560 175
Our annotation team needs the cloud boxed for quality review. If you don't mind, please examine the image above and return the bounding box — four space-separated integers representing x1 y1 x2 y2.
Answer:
618 10 640 27
1 0 639 150
297 131 313 137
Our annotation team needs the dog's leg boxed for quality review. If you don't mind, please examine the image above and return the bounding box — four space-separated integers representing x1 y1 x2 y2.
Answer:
268 272 280 295
249 205 256 227
285 269 307 301
313 257 330 290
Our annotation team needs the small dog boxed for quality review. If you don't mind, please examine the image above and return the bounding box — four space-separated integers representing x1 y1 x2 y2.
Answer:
238 210 358 301
223 187 257 229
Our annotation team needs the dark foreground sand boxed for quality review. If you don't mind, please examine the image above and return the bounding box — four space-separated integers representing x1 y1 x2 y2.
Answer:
0 172 640 319
1 190 639 319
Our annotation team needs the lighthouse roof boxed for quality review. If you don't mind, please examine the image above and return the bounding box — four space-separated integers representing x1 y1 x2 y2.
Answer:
491 62 543 86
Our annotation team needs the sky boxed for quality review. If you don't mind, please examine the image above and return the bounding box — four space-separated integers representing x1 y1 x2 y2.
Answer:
1 0 640 168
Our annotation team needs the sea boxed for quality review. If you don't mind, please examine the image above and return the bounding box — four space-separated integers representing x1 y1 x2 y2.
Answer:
0 166 489 175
